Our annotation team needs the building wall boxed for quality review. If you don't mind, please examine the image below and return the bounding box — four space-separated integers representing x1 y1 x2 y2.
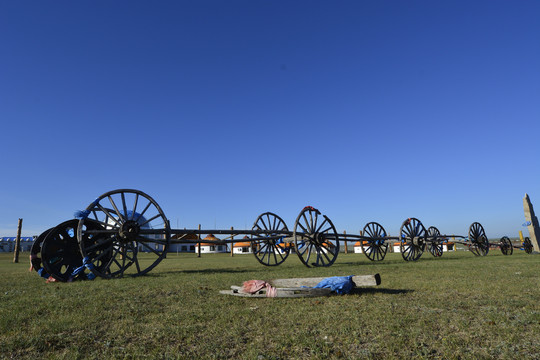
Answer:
196 245 228 253
233 246 252 254
168 243 196 253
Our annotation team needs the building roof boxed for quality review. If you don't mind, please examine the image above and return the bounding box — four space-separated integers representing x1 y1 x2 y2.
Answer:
196 234 225 246
354 241 369 246
0 237 34 242
276 242 294 248
232 241 251 247
171 233 199 241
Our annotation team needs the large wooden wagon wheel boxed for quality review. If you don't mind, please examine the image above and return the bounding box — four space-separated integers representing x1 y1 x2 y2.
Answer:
522 237 533 254
251 212 290 266
426 226 444 257
468 222 489 256
361 222 388 261
77 189 171 279
293 206 340 267
499 236 513 256
399 218 426 261
41 219 105 282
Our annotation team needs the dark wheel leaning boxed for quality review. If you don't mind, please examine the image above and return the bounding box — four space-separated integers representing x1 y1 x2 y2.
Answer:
523 237 533 254
41 219 104 282
251 212 290 266
468 222 489 256
427 226 443 257
77 189 171 279
361 222 388 261
293 206 339 268
499 236 513 256
29 227 53 273
399 218 426 261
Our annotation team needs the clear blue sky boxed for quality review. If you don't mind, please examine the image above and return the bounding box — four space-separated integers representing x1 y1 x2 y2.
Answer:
1 1 539 239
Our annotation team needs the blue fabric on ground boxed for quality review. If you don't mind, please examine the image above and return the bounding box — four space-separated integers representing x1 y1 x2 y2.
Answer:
70 264 86 277
37 268 49 279
69 256 96 280
86 272 96 280
313 275 354 294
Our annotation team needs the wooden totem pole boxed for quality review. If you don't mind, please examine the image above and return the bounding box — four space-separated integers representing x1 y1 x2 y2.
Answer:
523 193 540 253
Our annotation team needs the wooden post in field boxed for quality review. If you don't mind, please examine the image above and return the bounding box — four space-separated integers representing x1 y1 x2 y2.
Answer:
165 220 170 258
13 218 23 263
523 193 540 253
343 230 348 254
230 227 234 257
197 224 202 258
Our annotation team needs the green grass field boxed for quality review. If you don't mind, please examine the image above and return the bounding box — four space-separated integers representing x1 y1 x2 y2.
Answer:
1 250 539 359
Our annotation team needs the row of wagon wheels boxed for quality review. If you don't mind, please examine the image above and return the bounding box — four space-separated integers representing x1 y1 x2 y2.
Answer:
31 190 343 282
30 189 533 282
251 206 340 268
359 219 491 262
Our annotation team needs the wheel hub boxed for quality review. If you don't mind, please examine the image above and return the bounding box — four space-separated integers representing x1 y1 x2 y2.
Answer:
119 221 140 242
412 236 424 247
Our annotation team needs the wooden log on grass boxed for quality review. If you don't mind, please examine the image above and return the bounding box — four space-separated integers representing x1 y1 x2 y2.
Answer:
219 274 381 297
269 274 381 288
220 286 332 298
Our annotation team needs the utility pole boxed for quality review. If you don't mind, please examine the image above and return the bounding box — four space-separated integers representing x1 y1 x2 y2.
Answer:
230 227 234 257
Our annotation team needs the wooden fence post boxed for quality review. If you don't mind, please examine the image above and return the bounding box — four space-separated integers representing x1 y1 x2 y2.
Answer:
13 218 23 263
197 224 201 258
343 230 348 254
165 220 170 258
230 227 234 257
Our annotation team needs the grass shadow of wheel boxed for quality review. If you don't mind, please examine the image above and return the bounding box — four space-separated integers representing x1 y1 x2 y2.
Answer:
350 287 414 295
336 255 466 267
147 268 271 276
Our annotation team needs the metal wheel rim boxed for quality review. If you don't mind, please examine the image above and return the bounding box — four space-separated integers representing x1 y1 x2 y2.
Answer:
399 218 426 261
361 222 388 261
293 207 339 268
77 189 171 279
251 212 289 266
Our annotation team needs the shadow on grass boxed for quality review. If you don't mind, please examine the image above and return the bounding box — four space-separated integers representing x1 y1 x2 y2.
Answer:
350 287 414 295
337 255 466 266
146 268 271 276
